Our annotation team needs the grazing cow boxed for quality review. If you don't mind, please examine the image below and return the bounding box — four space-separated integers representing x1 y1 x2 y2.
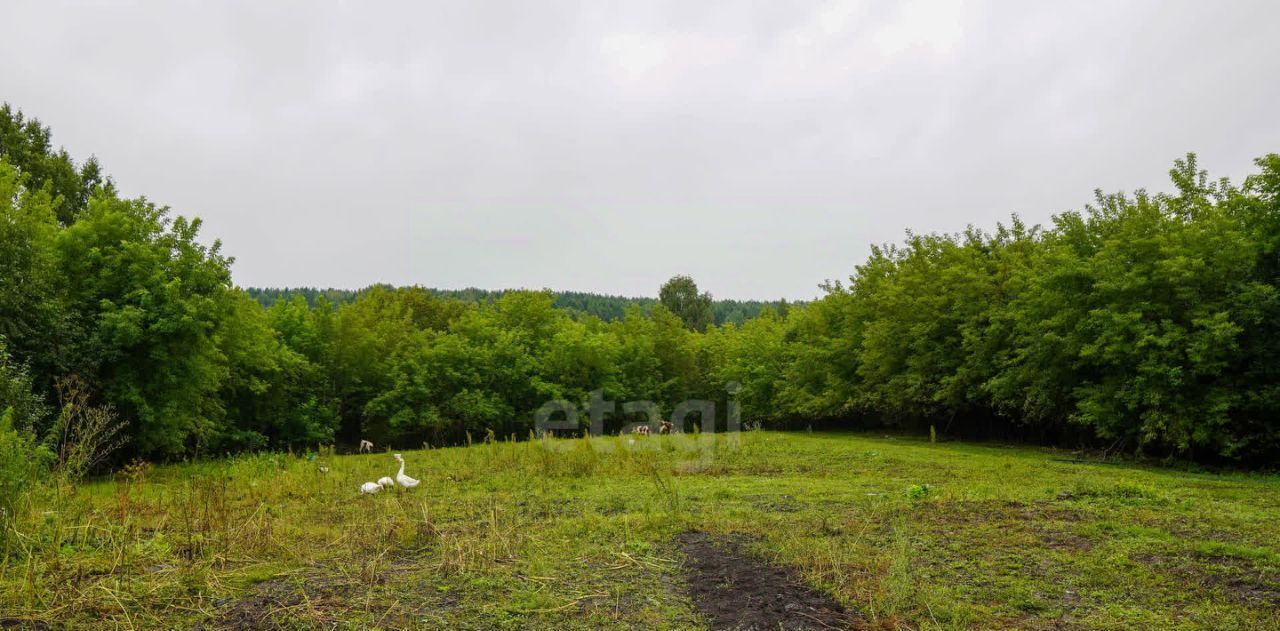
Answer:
659 421 673 434
359 439 373 453
633 425 651 436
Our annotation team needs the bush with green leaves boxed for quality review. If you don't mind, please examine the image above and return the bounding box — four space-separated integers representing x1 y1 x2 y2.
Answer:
0 408 52 542
0 345 53 548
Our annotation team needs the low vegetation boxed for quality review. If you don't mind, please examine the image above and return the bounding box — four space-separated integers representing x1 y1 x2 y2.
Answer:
1 432 1277 629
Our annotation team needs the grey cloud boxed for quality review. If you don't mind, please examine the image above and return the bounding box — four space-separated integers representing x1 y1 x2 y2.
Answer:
3 0 1278 299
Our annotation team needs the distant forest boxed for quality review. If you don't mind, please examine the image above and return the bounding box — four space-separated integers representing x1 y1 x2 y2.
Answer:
245 286 795 327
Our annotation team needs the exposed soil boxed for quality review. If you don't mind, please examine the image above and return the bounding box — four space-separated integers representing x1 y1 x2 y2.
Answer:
0 619 52 631
916 500 1094 553
195 558 443 630
1135 552 1280 608
678 531 862 630
195 571 351 631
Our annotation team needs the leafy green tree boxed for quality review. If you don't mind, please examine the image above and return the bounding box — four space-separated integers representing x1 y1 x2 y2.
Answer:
1223 154 1280 460
1007 157 1273 458
0 104 109 225
331 286 476 443
0 159 64 375
659 275 714 332
363 295 551 445
269 295 336 367
703 310 787 424
365 327 516 445
212 291 338 451
55 196 232 456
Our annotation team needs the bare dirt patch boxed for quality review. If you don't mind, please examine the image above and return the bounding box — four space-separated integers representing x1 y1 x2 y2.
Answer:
195 558 446 630
915 500 1094 554
678 531 862 630
196 571 357 630
0 619 52 631
1135 553 1280 608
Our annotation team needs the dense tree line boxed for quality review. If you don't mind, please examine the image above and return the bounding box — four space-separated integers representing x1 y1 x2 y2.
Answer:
2 104 1279 468
246 286 791 327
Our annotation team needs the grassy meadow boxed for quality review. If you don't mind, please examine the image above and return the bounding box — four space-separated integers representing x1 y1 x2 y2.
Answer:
1 431 1277 630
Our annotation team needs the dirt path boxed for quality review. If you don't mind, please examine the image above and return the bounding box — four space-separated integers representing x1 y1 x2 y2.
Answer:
678 532 862 630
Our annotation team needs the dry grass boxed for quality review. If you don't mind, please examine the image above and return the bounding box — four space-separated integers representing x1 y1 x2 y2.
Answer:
1 432 1277 629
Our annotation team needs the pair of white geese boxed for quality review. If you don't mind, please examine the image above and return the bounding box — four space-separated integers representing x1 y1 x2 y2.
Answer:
359 453 419 494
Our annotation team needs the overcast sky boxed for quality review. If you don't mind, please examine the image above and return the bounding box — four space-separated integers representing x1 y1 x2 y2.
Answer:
3 1 1278 300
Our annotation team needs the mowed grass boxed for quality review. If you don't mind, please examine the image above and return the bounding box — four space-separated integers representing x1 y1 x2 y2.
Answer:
2 431 1278 630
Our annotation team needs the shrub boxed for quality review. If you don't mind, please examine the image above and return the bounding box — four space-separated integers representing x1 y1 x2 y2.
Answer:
0 345 53 547
0 407 52 548
0 341 46 434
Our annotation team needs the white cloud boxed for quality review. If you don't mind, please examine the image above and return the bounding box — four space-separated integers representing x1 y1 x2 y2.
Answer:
600 33 670 76
871 0 967 55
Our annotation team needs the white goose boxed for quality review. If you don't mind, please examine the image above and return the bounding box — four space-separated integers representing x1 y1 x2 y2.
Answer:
376 476 396 488
359 481 383 495
392 454 420 489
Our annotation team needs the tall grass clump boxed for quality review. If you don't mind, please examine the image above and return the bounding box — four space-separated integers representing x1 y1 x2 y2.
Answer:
44 377 127 485
0 373 125 579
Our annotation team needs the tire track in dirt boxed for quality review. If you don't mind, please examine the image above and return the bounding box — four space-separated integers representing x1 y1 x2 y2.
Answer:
678 531 862 630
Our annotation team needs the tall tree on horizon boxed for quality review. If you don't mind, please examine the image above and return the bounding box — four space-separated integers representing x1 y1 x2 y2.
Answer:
659 275 714 332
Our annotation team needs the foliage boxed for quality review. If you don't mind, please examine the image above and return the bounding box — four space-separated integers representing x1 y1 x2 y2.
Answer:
0 158 64 376
55 194 233 455
0 104 109 225
246 285 790 327
2 102 1280 464
761 155 1280 463
0 341 47 435
659 275 714 332
0 408 51 550
211 291 338 451
0 344 52 547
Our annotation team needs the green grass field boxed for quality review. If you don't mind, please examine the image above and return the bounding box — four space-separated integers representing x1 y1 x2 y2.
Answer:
2 431 1277 630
